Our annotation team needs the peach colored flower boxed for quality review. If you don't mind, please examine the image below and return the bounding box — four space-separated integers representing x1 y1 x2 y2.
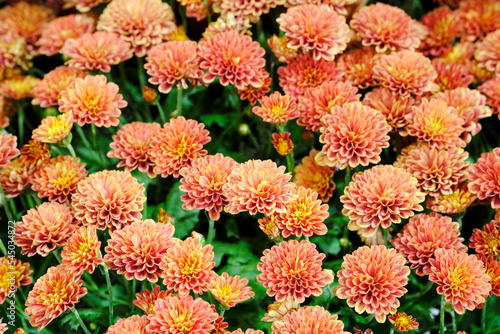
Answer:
459 1 500 41
222 159 296 216
315 102 391 170
475 29 500 76
0 133 19 168
336 245 410 323
72 170 146 231
388 313 419 332
0 156 33 198
61 225 103 276
419 6 460 57
0 75 40 100
352 328 374 334
432 59 474 92
202 13 252 38
20 140 53 166
393 212 466 276
341 165 425 238
37 14 95 56
468 147 500 208
268 35 298 63
429 248 491 314
470 221 500 257
276 4 350 61
477 254 500 297
179 0 211 21
32 66 88 108
427 183 477 214
107 121 161 178
272 306 346 334
145 41 203 94
0 31 31 70
31 155 88 203
16 202 78 257
134 286 173 314
199 30 266 89
0 95 16 129
25 265 87 331
65 0 111 13
262 297 300 323
220 0 284 23
257 240 333 303
272 132 293 156
238 75 272 106
59 75 126 127
252 92 298 124
298 81 360 132
478 77 500 115
32 114 73 145
0 257 32 304
231 330 264 334
258 215 282 242
439 41 474 66
148 116 211 178
293 149 335 203
105 315 150 334
209 272 254 307
160 237 216 297
336 46 380 89
97 0 176 57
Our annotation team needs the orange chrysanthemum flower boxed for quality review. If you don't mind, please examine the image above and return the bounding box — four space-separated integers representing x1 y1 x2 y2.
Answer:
350 3 426 53
0 95 16 129
477 254 500 297
209 272 255 308
232 329 264 334
107 121 161 178
0 75 40 100
61 225 103 276
468 147 500 208
315 102 391 170
475 29 500 76
393 212 466 276
336 46 380 89
148 116 211 178
97 0 176 57
31 155 88 203
105 315 150 334
439 41 474 66
220 0 284 23
432 59 474 92
0 133 19 168
32 114 73 145
429 248 491 314
272 132 293 156
470 221 500 257
276 4 350 61
0 156 33 198
257 240 333 303
427 183 477 214
419 6 460 57
179 153 237 221
298 81 360 132
19 140 52 166
268 35 298 63
258 215 282 242
0 31 31 71
388 313 419 332
459 1 500 41
199 30 266 89
222 159 296 216
341 165 425 238
293 149 335 203
16 202 78 257
202 13 252 38
272 305 346 334
134 286 173 314
262 297 300 323
336 245 410 323
0 257 32 304
238 76 272 106
59 75 127 128
252 92 299 124
277 53 343 99
478 77 500 116
160 237 217 297
37 14 95 56
25 265 87 331
65 0 111 13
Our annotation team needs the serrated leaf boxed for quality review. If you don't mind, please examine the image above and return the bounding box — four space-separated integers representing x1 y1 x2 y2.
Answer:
166 181 200 238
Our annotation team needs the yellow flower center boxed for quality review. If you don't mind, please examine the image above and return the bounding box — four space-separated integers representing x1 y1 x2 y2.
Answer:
293 202 312 224
449 267 470 292
180 256 202 278
172 311 194 332
42 280 67 305
484 233 500 254
174 136 189 160
213 283 240 306
83 92 102 114
301 67 324 87
50 173 75 190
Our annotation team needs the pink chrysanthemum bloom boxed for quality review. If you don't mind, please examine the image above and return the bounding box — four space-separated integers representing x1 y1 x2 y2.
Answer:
147 295 219 333
31 114 73 145
61 31 133 73
59 74 126 128
0 75 41 100
252 92 299 124
262 297 300 323
478 77 500 116
373 51 438 98
393 212 466 276
336 245 410 323
257 240 333 303
0 257 32 304
220 0 285 23
0 133 19 168
298 81 360 132
405 98 465 149
19 140 50 166
267 35 298 63
315 102 391 170
459 1 500 41
470 221 500 257
429 248 491 314
31 155 88 203
350 3 426 53
419 6 460 57
145 41 203 94
105 315 150 334
179 153 237 221
272 132 294 156
432 59 474 92
222 159 296 216
0 156 33 198
105 219 175 282
61 225 104 276
238 75 272 106
439 41 474 66
341 165 425 237
209 272 255 308
336 46 380 89
276 4 350 61
388 313 419 332
477 254 500 297
134 286 173 314
160 237 217 297
475 29 500 76
468 147 500 208
277 186 328 238
148 116 211 178
427 183 477 214
232 329 264 334
258 215 282 242
0 31 32 71
277 53 343 99
64 0 111 13
107 121 161 178
179 0 211 22
32 66 88 108
272 305 346 334
198 30 267 89
37 14 95 56
25 265 87 331
97 0 176 57
202 12 252 38
16 202 78 257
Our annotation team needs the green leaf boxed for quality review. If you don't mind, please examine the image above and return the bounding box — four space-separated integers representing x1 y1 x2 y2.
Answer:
61 312 80 331
123 81 143 103
311 234 341 256
166 181 200 239
77 309 102 321
225 218 240 239
200 114 230 127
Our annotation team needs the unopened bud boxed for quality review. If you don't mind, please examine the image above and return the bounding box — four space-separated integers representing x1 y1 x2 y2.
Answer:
157 208 176 226
238 123 250 135
339 237 349 247
272 132 293 155
258 215 282 242
143 86 157 103
191 231 206 244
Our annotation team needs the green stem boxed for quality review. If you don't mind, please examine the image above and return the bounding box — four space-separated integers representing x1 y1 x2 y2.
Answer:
8 197 17 219
440 295 446 334
177 86 183 116
66 143 77 161
31 193 41 206
219 309 225 317
0 186 14 222
137 57 146 90
405 281 434 300
118 62 127 85
201 0 211 23
102 263 114 326
91 123 98 149
286 150 295 175
344 167 351 186
206 217 215 244
389 328 395 334
75 124 92 149
179 6 188 35
382 227 391 248
154 99 167 124
71 308 92 334
0 239 7 256
17 102 25 146
53 249 62 263
482 299 487 333
451 308 457 333
487 328 500 334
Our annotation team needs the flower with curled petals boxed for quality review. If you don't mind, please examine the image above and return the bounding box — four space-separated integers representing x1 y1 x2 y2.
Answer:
475 29 500 76
97 0 176 57
65 0 111 13
468 147 500 209
478 77 500 115
72 170 146 231
209 272 255 308
315 102 391 170
0 133 19 168
432 59 474 92
427 183 477 214
477 254 500 297
267 35 298 63
0 32 32 71
0 257 32 304
262 297 300 323
148 116 211 178
459 1 500 41
16 202 78 257
419 6 460 57
220 0 284 23
272 132 293 156
393 212 466 276
232 329 264 334
105 219 175 282
276 4 350 61
105 315 150 334
272 306 345 334
0 156 33 198
0 75 40 100
336 46 380 89
257 240 333 303
341 165 425 238
222 159 296 216
108 121 161 178
19 141 57 166
336 245 410 323
258 215 282 242
32 114 73 145
252 92 298 124
61 225 103 276
470 221 500 257
160 237 216 297
134 286 173 314
388 313 419 332
429 248 491 314
179 153 237 221
238 75 272 106
202 13 252 38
